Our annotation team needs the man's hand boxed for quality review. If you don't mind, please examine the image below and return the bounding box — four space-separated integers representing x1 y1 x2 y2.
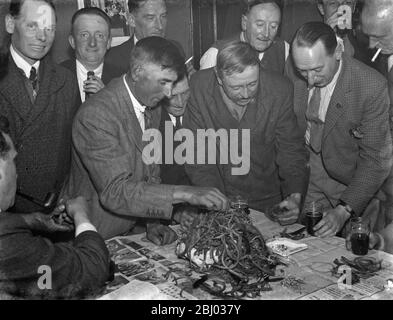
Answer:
314 206 350 238
173 186 229 210
22 211 74 233
172 204 199 229
146 222 178 246
277 193 301 225
84 76 105 95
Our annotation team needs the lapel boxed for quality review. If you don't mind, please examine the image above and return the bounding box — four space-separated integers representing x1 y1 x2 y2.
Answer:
0 55 66 132
118 75 161 155
67 59 82 107
323 57 352 141
293 78 309 134
102 62 112 85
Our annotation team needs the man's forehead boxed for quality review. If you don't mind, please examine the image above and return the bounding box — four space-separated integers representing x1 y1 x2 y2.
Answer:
144 63 177 78
136 0 166 14
224 66 259 84
293 42 327 67
248 3 281 19
172 78 189 94
74 14 110 32
19 0 55 27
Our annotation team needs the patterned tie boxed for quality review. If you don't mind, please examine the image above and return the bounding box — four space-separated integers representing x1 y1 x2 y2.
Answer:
306 87 324 154
29 66 38 98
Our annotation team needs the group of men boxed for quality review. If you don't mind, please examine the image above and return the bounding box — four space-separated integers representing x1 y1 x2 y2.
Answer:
1 0 393 298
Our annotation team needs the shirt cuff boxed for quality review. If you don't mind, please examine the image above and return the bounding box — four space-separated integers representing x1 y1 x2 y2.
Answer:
75 222 97 237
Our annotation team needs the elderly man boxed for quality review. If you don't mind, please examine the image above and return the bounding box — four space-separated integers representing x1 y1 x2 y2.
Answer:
105 0 178 74
63 37 229 241
61 7 123 104
0 0 78 213
0 116 111 299
184 41 309 224
159 76 191 186
199 0 289 74
291 21 392 238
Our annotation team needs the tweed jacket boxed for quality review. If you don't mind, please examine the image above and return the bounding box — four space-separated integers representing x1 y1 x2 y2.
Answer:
184 67 309 212
62 76 176 239
0 55 79 213
293 55 393 215
60 59 124 109
0 214 110 299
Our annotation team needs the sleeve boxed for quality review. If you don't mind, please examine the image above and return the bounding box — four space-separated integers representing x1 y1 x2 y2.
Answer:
340 83 393 214
73 102 175 220
0 215 110 299
274 80 309 197
199 48 219 70
183 76 226 192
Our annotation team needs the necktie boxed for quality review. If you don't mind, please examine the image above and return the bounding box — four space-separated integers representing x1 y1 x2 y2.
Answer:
306 87 324 154
174 116 182 131
85 71 95 100
29 66 38 98
143 107 153 131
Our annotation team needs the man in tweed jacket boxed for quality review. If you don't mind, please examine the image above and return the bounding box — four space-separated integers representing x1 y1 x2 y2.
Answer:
0 0 79 213
292 22 392 237
63 37 228 240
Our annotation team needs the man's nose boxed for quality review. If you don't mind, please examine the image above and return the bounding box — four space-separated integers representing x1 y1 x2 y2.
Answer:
163 85 172 98
88 35 97 47
261 24 269 38
36 28 47 42
240 86 250 99
154 16 163 31
307 72 316 86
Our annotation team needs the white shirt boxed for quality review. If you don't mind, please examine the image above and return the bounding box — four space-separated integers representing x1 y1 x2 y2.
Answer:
305 60 343 145
123 75 147 131
10 45 40 78
199 32 290 70
168 113 183 126
76 60 103 102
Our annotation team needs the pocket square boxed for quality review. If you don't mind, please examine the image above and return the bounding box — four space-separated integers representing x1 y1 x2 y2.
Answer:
349 127 364 139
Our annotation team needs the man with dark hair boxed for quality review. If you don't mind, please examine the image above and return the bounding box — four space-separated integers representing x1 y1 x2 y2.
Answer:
104 0 175 74
291 21 392 237
0 116 111 299
61 7 123 105
159 76 191 186
199 0 289 74
184 41 308 224
0 0 79 213
63 36 229 241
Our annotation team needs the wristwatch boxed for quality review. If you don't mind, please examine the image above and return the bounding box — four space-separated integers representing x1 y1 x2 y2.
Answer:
337 199 356 218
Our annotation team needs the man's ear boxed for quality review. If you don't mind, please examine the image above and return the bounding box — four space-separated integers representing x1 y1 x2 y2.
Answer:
214 67 223 86
130 64 143 82
68 34 76 50
241 14 247 32
128 12 136 28
107 36 112 50
317 3 325 16
5 14 16 34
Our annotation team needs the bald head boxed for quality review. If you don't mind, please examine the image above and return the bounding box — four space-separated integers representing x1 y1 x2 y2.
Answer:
361 0 393 54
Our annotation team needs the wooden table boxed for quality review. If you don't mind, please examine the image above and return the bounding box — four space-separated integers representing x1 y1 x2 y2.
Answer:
99 210 393 300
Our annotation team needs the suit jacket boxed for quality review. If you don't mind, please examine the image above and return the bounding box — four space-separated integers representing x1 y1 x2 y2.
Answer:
60 59 124 109
293 55 393 215
184 68 309 212
159 110 191 186
0 214 110 299
62 76 176 239
0 55 79 213
104 37 186 75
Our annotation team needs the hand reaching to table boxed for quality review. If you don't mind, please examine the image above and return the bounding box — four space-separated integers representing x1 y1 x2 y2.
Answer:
314 206 350 238
147 222 178 246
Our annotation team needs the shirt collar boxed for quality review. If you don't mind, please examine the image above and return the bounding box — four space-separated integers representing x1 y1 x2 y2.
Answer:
76 59 103 77
123 75 146 115
10 45 40 77
134 36 138 45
